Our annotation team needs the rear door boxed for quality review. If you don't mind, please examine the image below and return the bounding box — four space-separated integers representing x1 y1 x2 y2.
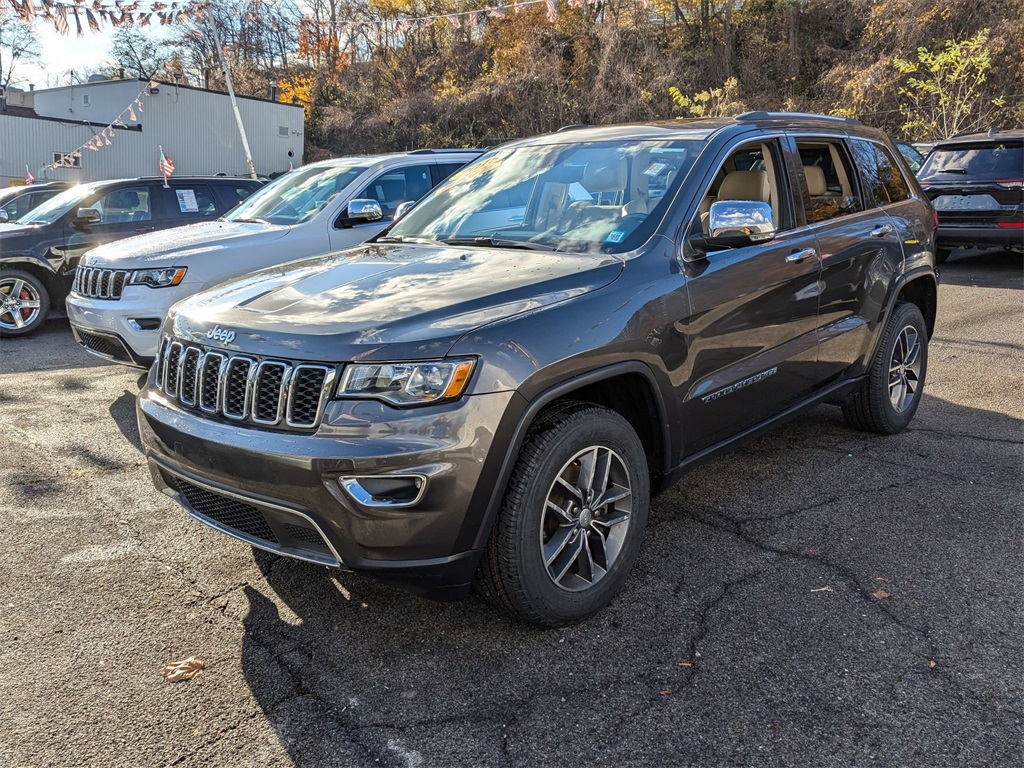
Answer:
793 135 904 383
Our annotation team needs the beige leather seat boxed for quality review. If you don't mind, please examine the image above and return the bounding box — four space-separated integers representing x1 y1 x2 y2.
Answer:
567 158 628 227
701 170 771 232
803 165 838 197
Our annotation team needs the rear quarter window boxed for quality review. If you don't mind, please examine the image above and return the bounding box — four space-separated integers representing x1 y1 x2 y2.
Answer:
848 139 911 205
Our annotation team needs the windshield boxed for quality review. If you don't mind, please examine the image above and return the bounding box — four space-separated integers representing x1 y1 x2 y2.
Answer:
224 164 368 226
17 183 102 226
896 142 924 172
919 141 1024 180
385 139 704 253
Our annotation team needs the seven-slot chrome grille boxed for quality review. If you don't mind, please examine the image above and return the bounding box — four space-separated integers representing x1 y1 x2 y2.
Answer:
155 337 337 430
73 266 130 300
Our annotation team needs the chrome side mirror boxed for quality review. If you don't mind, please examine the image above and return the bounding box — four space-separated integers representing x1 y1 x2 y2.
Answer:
707 200 775 242
0 209 9 223
394 200 416 221
345 199 383 223
75 207 102 226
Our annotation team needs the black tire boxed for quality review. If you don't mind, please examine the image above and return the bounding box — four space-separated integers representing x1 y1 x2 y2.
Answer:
0 268 49 337
842 302 928 435
476 402 650 627
935 248 952 264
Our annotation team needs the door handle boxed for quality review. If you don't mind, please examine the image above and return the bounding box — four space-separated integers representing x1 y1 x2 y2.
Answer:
871 224 894 238
785 248 817 264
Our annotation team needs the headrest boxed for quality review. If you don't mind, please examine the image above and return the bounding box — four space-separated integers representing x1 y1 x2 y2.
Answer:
803 165 827 196
717 170 770 203
583 158 627 193
115 190 140 207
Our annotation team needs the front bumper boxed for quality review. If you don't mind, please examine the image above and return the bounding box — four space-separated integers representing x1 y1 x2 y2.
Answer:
138 385 517 599
66 285 197 363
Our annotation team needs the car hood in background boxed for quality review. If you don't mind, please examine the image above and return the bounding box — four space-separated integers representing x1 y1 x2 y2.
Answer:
167 242 623 361
80 220 291 268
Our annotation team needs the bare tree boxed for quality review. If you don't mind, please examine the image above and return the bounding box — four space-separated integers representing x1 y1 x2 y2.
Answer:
0 8 42 88
107 27 170 80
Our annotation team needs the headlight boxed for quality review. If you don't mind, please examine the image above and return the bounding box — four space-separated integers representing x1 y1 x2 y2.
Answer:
337 359 475 406
130 267 187 288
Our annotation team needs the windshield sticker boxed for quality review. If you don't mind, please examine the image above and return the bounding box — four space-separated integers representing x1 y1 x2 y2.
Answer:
643 162 670 177
176 189 199 213
605 230 626 243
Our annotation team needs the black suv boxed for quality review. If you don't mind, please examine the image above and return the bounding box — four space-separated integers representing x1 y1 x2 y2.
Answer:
138 114 937 626
917 130 1024 263
0 182 72 224
0 176 262 336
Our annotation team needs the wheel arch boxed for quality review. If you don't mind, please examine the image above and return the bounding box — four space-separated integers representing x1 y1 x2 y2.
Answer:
467 361 672 552
0 257 63 310
894 272 937 339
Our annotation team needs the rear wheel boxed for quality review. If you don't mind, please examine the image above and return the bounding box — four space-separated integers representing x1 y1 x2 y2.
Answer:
476 403 650 627
0 269 49 337
842 301 928 435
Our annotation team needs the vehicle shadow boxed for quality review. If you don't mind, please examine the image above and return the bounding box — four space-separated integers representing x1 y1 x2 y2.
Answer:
939 247 1022 289
0 318 114 374
234 391 1022 764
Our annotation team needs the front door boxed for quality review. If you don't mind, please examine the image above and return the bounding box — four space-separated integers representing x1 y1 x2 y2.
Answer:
62 183 158 271
679 139 823 455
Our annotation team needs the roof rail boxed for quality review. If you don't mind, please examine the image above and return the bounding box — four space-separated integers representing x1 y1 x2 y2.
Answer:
408 148 485 154
735 111 861 125
557 124 593 132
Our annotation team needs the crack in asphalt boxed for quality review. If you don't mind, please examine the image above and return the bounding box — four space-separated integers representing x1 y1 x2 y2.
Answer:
687 503 1024 728
908 427 1023 445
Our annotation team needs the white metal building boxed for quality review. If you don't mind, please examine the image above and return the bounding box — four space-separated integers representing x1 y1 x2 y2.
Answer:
0 78 304 186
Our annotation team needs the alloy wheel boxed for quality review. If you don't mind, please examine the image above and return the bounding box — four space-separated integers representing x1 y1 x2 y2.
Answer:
540 445 632 592
889 325 922 412
0 277 42 332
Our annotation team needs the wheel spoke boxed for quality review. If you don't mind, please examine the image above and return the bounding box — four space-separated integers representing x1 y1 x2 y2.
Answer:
20 300 40 310
576 534 595 583
544 525 578 567
577 447 599 496
903 330 919 365
10 310 25 329
593 484 630 510
545 499 575 525
555 475 583 501
551 532 584 584
9 280 25 298
593 508 630 529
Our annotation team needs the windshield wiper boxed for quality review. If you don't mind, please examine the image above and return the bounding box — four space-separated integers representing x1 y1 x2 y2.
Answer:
377 235 446 246
231 217 270 224
440 236 558 252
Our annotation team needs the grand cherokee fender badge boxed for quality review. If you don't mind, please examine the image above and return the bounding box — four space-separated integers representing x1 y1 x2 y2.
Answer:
207 326 237 344
701 367 778 404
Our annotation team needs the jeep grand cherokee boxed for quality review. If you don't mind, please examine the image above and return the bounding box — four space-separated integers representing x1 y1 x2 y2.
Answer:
138 113 937 626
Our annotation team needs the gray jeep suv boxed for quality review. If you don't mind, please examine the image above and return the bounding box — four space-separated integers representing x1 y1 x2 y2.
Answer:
138 113 937 626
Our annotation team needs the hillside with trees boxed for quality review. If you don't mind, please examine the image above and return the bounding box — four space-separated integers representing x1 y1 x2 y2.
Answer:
6 0 1022 159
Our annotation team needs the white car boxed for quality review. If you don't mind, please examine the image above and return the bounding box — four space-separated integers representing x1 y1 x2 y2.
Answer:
66 150 480 365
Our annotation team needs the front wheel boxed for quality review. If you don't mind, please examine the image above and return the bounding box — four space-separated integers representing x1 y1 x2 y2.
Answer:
476 403 650 627
842 301 928 434
0 269 49 337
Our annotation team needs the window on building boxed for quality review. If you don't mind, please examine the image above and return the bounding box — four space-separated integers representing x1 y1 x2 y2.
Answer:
52 152 81 168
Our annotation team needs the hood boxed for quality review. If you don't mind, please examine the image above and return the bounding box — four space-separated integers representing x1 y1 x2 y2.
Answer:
0 222 42 239
168 242 623 361
81 220 290 268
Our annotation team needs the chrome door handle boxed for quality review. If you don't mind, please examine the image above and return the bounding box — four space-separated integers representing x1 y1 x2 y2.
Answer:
871 224 894 237
786 248 817 264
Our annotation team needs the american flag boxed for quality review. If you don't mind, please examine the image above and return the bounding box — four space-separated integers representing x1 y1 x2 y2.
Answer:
158 146 175 182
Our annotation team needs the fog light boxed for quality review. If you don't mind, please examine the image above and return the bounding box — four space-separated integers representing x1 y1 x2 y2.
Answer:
339 475 426 508
128 318 162 331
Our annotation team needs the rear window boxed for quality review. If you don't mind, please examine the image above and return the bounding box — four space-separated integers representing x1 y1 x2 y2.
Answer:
919 141 1024 181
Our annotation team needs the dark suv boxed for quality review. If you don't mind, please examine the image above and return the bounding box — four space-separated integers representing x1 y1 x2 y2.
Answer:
917 130 1024 263
138 113 937 626
0 182 72 224
0 176 262 336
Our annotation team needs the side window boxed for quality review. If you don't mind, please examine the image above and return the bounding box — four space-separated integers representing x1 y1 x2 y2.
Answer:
696 139 792 234
796 140 864 224
163 185 217 219
434 163 466 184
357 165 434 218
93 186 152 224
848 139 911 206
216 185 259 211
2 193 31 220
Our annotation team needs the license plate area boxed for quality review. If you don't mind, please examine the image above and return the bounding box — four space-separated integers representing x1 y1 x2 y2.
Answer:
932 194 1000 211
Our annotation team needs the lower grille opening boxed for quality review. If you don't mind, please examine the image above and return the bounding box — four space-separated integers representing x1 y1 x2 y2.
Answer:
76 330 133 363
168 476 278 544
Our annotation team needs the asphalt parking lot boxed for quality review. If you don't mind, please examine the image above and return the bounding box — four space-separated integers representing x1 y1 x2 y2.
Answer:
0 248 1021 767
